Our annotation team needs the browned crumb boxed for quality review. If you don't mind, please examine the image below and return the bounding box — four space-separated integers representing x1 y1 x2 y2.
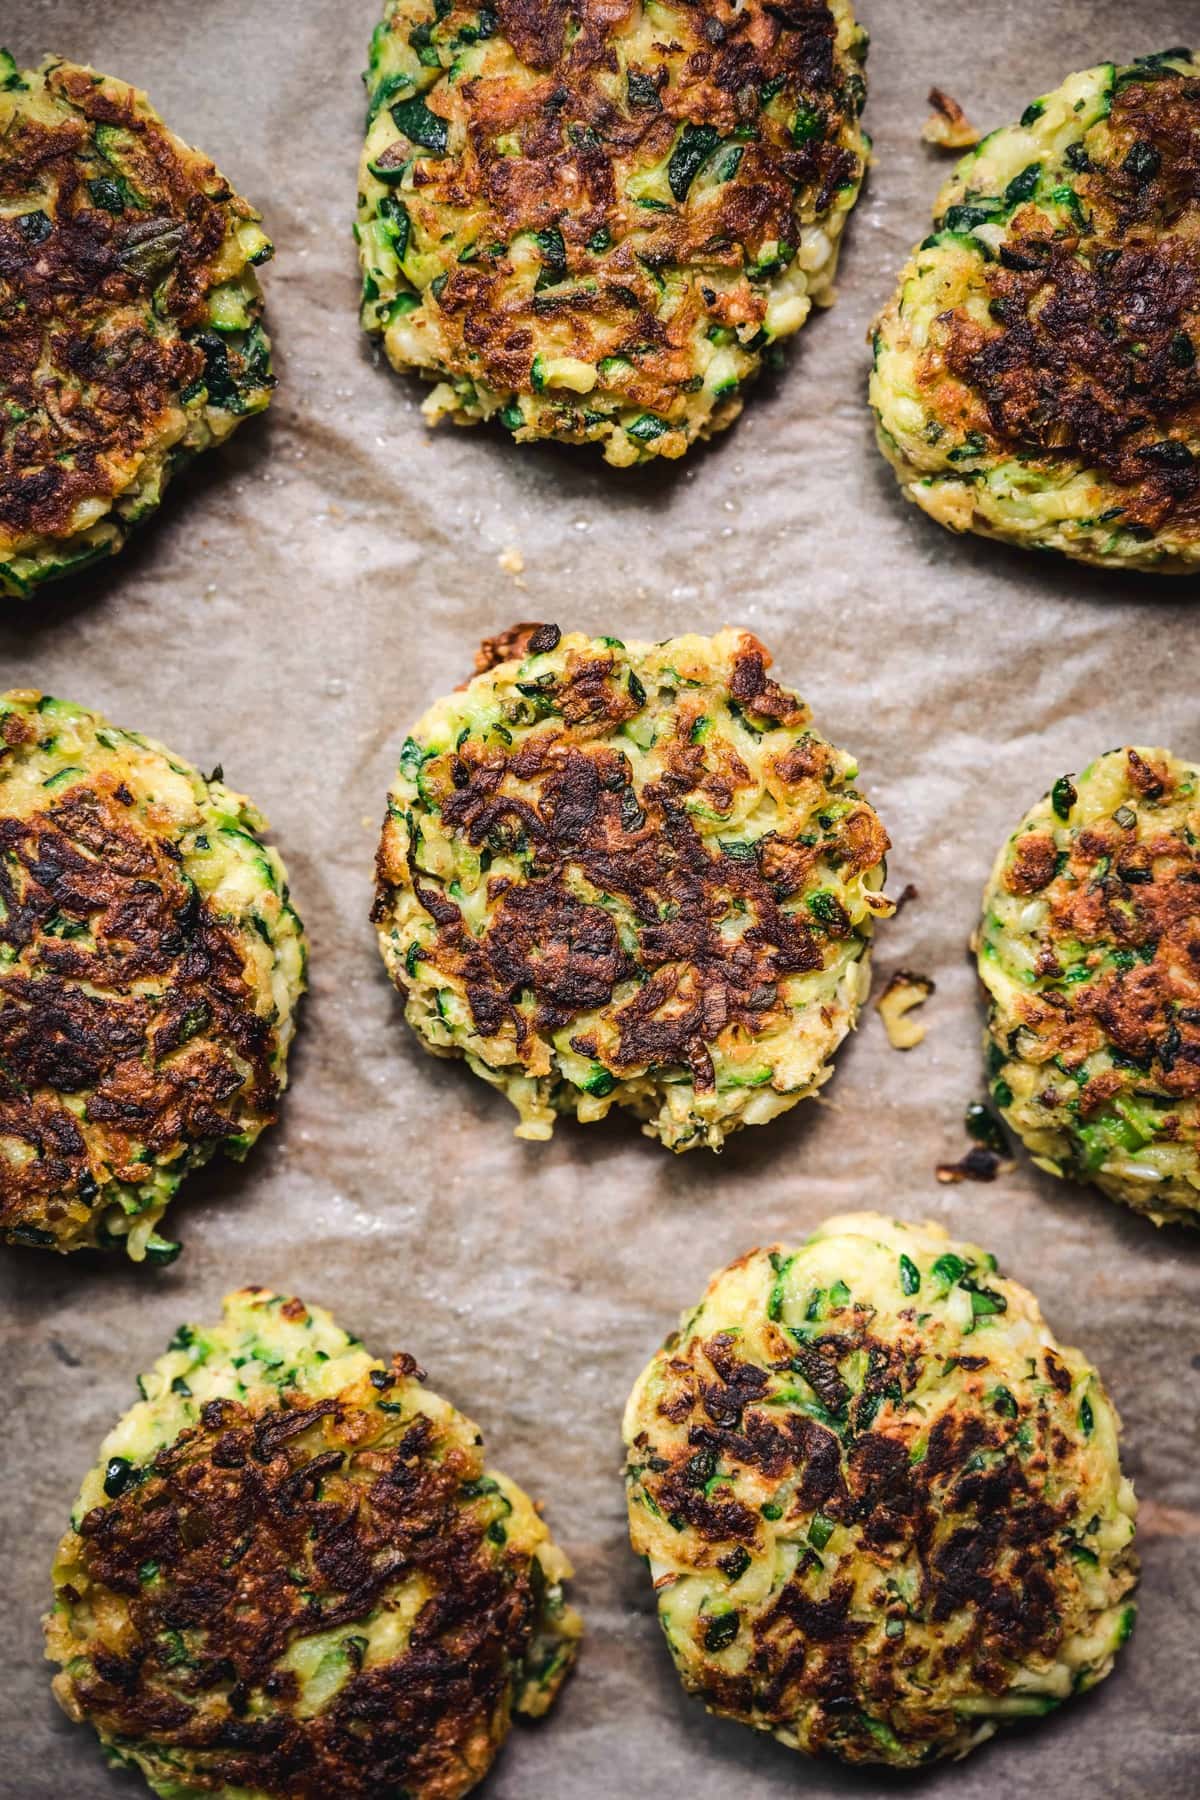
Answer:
937 1147 1004 1183
876 969 935 1050
922 87 980 150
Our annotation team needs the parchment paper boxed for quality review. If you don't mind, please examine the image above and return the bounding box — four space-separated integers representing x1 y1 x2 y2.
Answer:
0 3 1196 1796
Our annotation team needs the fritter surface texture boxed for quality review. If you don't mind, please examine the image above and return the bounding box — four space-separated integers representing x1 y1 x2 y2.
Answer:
373 627 892 1150
357 1 868 464
623 1213 1138 1767
46 1288 580 1799
0 51 273 598
0 693 305 1259
871 49 1200 570
978 745 1200 1226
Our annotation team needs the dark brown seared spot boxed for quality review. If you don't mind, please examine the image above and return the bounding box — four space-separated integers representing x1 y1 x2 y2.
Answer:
0 783 275 1239
385 1 863 411
0 65 255 547
377 637 887 1089
1005 831 1057 895
64 1386 539 1800
1126 747 1169 798
935 71 1200 537
636 1305 1089 1752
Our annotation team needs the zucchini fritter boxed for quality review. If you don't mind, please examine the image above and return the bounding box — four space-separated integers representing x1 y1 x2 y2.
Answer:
46 1287 580 1800
978 746 1200 1227
0 51 273 599
871 49 1200 571
357 1 869 465
624 1213 1138 1767
373 626 892 1150
0 693 305 1260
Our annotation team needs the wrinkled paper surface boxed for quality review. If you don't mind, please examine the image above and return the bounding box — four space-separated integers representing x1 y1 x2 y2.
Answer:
1 3 1197 1796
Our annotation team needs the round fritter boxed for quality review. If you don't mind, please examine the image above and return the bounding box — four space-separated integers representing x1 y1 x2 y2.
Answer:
0 693 305 1259
871 49 1200 571
978 745 1200 1227
623 1212 1138 1768
357 0 868 466
46 1287 581 1800
373 626 892 1151
0 51 274 599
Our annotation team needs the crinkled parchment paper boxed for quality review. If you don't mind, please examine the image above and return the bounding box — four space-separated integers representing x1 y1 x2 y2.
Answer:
0 3 1196 1796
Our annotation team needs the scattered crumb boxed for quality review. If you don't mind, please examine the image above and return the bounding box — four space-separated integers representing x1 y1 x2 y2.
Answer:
922 87 980 150
876 969 935 1050
362 815 374 830
936 1147 1004 1184
938 1101 1014 1181
893 882 919 915
498 545 525 577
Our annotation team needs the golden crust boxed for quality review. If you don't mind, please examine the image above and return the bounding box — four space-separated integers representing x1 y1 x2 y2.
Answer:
624 1216 1138 1766
46 1290 580 1800
358 1 868 460
57 1384 535 1798
871 52 1200 569
978 746 1200 1225
0 55 272 592
373 628 891 1149
0 692 304 1257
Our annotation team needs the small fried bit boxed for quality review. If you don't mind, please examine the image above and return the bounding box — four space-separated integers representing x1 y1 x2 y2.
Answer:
937 1145 1006 1183
922 86 980 149
876 969 935 1049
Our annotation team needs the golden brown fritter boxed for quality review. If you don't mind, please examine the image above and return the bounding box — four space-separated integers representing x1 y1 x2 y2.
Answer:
46 1288 580 1800
978 745 1200 1225
0 52 273 597
0 693 305 1259
624 1215 1138 1766
872 50 1200 570
374 629 892 1150
358 1 868 463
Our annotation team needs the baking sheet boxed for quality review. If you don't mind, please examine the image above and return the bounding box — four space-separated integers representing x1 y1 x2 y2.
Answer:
1 2 1197 1795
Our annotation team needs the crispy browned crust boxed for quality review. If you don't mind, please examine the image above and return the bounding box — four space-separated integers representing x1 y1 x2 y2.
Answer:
1008 750 1200 1093
372 0 863 411
630 1321 1084 1751
937 71 1200 537
1004 831 1057 895
0 61 256 547
473 621 557 674
375 633 887 1092
60 1373 541 1800
0 777 275 1241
